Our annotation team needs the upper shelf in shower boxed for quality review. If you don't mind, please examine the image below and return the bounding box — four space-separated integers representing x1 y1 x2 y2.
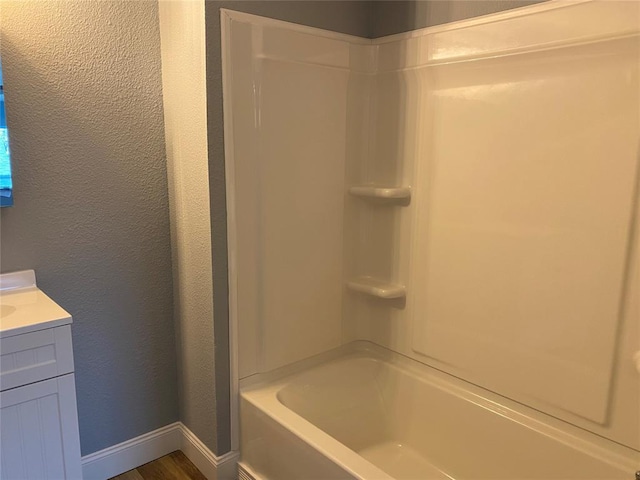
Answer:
349 186 411 201
347 277 406 299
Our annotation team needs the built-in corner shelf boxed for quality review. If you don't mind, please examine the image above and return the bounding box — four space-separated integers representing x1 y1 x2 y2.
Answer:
346 277 406 299
349 186 411 201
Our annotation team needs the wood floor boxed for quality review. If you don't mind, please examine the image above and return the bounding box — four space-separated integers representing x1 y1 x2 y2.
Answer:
110 451 207 480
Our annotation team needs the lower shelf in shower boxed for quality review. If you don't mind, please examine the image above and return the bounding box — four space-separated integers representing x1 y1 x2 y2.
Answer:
346 277 406 299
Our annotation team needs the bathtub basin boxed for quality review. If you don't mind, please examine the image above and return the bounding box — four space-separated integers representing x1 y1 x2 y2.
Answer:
239 342 638 479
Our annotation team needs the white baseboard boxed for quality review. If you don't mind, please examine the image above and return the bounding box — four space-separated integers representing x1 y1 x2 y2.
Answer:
81 423 182 479
181 424 239 480
81 422 238 480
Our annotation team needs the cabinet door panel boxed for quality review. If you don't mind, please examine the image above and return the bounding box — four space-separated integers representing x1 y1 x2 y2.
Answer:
0 375 81 480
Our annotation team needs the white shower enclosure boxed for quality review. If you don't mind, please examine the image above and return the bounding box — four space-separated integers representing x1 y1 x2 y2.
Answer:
222 2 639 478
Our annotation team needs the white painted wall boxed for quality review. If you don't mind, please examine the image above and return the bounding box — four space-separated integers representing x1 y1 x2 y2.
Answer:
158 0 217 453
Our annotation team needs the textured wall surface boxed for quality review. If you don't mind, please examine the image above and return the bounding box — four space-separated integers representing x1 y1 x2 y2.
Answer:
371 0 547 37
0 1 177 455
158 1 217 453
205 0 372 454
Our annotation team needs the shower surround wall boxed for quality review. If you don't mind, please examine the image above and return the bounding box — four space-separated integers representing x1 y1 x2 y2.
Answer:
225 0 640 462
225 17 370 379
346 2 640 452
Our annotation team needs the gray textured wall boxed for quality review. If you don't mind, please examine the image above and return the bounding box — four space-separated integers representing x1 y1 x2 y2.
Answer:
0 1 178 455
158 0 218 455
204 0 371 454
371 0 546 37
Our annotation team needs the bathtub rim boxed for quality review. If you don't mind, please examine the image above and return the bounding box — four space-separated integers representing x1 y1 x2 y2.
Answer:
240 340 639 477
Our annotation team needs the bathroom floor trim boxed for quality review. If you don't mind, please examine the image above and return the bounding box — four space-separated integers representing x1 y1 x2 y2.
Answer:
81 422 239 480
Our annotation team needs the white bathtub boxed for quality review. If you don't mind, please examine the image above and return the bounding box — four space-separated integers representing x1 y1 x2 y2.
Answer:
239 342 638 480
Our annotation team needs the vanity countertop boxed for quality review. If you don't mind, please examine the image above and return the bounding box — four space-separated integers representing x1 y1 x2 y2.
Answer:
0 270 72 338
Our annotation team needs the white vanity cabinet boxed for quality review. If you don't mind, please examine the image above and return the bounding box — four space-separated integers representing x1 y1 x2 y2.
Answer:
0 271 82 480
